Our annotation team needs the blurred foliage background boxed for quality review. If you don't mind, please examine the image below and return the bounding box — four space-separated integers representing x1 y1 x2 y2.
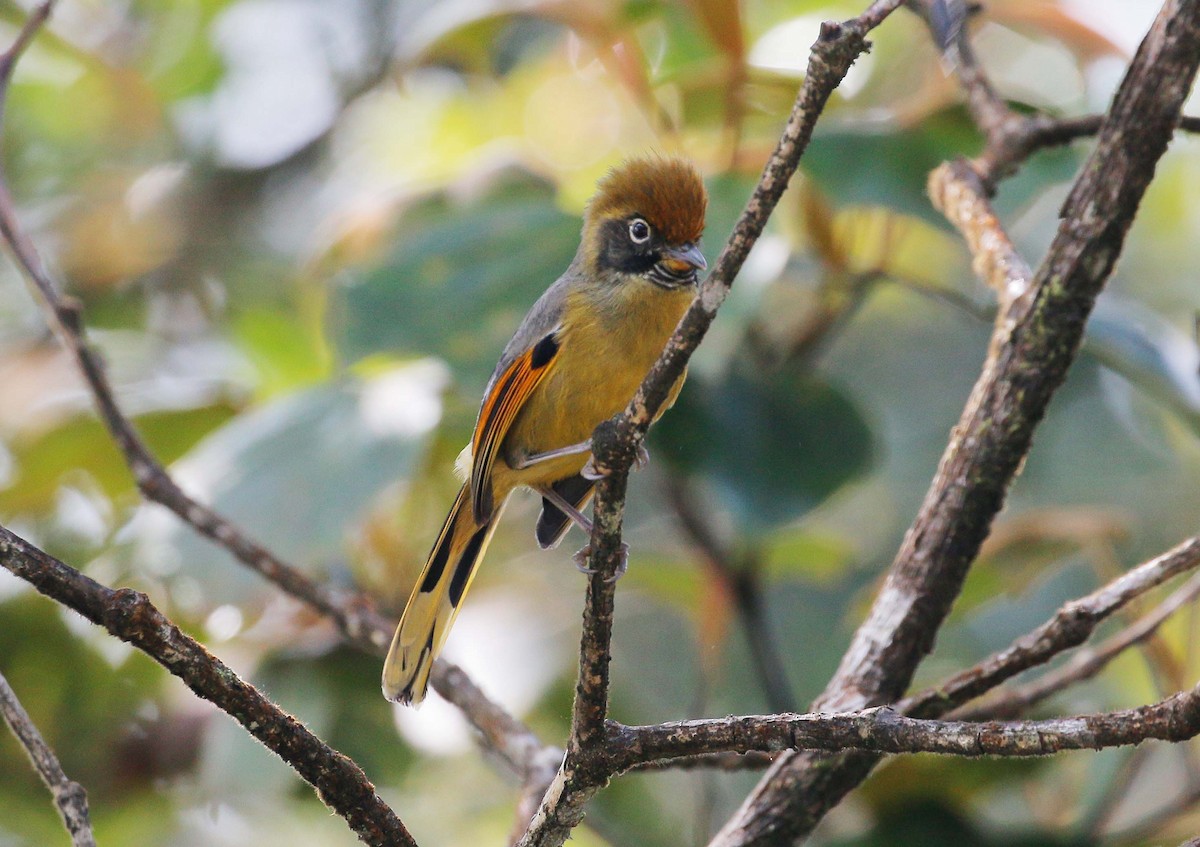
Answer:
1 0 1199 845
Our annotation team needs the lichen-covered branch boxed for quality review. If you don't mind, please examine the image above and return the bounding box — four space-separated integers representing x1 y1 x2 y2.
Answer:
713 2 1200 843
0 524 416 847
0 670 95 847
608 688 1200 766
927 159 1032 307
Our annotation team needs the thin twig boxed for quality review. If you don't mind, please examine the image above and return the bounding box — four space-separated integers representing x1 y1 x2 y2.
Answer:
915 0 1200 181
955 570 1200 721
0 0 547 780
628 538 1200 773
0 524 416 847
0 670 95 847
0 0 54 122
927 159 1032 308
901 536 1200 719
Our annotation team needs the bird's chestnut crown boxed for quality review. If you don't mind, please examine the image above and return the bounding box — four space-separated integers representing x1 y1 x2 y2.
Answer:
584 156 708 287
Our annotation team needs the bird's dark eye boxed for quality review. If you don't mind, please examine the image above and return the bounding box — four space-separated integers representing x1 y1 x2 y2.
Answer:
628 218 651 244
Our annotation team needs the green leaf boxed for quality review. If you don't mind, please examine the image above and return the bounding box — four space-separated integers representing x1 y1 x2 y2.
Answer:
804 108 1081 225
0 404 237 516
804 110 980 223
333 172 580 386
122 363 443 603
233 302 332 396
653 364 873 532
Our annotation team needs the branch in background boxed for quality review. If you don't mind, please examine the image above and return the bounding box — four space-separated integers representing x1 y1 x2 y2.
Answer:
929 0 1011 146
916 0 1200 181
608 686 1200 766
0 0 549 783
927 160 1032 307
1108 780 1200 845
955 569 1200 721
516 3 909 845
902 536 1200 719
0 670 95 847
493 533 1200 835
664 476 795 713
714 3 1200 843
0 525 416 847
1017 113 1200 161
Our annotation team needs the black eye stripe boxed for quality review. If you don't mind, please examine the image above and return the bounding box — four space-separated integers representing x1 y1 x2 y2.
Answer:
598 217 656 274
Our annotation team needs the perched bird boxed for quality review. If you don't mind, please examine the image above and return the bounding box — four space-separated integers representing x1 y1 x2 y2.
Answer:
382 156 708 705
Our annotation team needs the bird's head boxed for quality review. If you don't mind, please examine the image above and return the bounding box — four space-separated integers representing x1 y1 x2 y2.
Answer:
581 156 708 289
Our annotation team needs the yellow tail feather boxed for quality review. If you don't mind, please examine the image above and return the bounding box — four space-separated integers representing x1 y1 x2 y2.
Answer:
382 484 502 705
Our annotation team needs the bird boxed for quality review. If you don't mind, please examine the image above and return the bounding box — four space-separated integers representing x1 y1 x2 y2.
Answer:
382 156 708 705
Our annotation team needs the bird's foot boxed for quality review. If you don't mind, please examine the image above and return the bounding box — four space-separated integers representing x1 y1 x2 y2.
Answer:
580 443 649 480
573 542 629 582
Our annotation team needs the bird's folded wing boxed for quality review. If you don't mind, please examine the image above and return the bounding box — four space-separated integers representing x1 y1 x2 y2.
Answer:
470 330 560 524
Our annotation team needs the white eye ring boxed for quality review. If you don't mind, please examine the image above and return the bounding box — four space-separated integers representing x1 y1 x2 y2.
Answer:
628 218 651 244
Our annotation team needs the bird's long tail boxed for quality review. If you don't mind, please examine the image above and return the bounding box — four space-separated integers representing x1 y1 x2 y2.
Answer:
382 483 501 705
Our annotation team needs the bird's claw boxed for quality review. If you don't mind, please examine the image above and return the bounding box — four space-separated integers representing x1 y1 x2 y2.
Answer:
580 444 650 480
580 456 606 481
573 542 629 582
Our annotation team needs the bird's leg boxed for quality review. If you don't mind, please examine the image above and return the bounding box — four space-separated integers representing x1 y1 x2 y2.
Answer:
511 439 593 470
539 484 628 582
538 484 594 535
580 441 650 480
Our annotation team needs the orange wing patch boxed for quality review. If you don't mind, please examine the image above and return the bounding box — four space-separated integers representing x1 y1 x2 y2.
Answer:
470 331 560 524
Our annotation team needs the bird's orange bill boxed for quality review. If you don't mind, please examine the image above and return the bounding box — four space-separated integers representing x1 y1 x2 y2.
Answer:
470 331 560 524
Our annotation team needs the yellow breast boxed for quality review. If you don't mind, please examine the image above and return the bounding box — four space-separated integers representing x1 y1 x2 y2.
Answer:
497 280 693 489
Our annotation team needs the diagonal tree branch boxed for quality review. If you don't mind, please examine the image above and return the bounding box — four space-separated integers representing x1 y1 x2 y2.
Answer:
0 669 95 847
502 533 1200 836
927 159 1032 307
955 569 1200 722
914 0 1200 182
0 524 416 847
901 536 1200 719
0 0 549 782
516 2 908 845
713 2 1200 843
